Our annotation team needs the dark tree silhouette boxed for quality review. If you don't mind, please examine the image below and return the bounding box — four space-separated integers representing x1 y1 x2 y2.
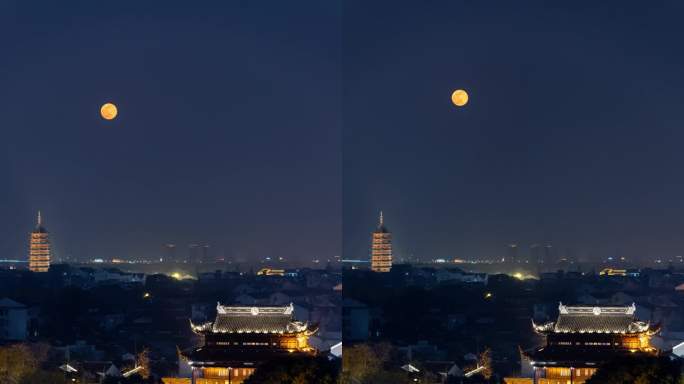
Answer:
243 355 339 384
586 355 681 384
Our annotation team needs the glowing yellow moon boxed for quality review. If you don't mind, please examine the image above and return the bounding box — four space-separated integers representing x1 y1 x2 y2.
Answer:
451 89 469 107
100 103 118 120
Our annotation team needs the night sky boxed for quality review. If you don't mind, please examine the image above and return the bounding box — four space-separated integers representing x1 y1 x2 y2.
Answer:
5 2 684 265
0 1 341 262
343 1 684 262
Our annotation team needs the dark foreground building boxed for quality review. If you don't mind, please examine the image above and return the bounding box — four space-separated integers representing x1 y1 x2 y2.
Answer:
163 303 317 384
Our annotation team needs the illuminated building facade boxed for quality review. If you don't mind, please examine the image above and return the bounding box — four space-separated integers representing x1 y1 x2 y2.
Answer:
370 211 392 272
170 303 316 384
256 268 285 276
28 211 51 272
599 268 640 277
519 303 658 384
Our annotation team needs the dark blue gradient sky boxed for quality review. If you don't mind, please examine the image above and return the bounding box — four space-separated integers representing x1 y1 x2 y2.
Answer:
4 1 684 264
0 1 341 262
343 1 684 262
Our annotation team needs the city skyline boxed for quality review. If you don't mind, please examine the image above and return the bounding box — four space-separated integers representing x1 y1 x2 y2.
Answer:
13 210 340 265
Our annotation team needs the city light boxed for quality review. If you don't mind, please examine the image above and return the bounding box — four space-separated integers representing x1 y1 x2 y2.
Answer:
169 272 194 280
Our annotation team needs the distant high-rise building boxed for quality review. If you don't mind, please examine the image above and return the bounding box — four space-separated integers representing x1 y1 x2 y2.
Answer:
544 244 553 264
370 211 392 272
507 244 518 263
201 244 211 263
560 247 575 264
188 243 201 264
530 244 541 264
28 211 51 272
163 243 176 263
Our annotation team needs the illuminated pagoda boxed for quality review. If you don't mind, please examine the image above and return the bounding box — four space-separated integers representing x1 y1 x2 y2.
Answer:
182 303 317 384
370 211 392 272
524 303 658 384
28 211 51 272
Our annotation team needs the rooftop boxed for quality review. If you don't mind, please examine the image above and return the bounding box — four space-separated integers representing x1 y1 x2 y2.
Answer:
191 303 310 334
0 298 26 309
533 303 653 334
374 211 390 233
32 211 48 233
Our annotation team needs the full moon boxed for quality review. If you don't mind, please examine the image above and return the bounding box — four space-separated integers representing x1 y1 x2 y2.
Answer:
451 89 469 107
100 103 118 120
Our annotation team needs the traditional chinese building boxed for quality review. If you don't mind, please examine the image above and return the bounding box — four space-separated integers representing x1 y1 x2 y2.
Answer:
512 303 659 384
164 303 316 384
371 211 392 272
28 211 51 272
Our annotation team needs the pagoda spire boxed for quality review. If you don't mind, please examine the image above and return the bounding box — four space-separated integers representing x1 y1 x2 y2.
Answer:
379 211 384 227
37 210 42 227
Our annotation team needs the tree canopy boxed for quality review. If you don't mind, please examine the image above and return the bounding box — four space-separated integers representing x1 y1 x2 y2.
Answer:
341 343 412 384
0 343 66 384
586 355 681 384
243 355 339 384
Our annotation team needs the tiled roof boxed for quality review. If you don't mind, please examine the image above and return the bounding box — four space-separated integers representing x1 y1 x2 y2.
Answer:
191 303 308 334
534 303 651 334
213 312 294 333
555 313 638 333
32 226 48 234
374 225 390 234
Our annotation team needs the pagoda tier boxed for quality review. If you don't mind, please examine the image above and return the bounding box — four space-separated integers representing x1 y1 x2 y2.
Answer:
371 211 392 273
28 211 51 272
